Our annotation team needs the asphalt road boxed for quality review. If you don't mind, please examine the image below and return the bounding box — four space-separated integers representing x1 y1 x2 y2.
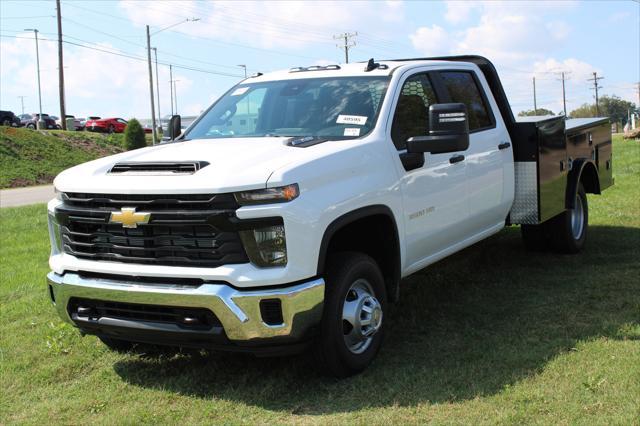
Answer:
0 185 55 208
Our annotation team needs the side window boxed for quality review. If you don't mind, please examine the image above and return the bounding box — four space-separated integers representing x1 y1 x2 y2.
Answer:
439 71 493 131
391 74 437 150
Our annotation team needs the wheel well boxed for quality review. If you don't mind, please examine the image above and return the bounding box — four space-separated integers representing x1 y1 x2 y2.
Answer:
579 162 600 194
318 209 401 302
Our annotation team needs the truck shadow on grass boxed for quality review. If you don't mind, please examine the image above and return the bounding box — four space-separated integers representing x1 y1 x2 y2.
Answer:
113 225 639 414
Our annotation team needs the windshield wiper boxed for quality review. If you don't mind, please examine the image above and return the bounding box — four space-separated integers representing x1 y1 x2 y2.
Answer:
287 136 328 148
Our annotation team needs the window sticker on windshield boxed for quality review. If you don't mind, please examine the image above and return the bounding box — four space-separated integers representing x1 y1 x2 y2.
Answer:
231 87 250 96
344 128 361 137
337 115 368 125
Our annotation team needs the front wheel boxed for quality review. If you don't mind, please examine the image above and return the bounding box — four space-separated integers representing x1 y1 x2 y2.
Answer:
315 252 387 377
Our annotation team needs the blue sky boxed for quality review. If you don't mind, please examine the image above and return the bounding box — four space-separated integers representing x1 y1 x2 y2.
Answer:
1 0 638 120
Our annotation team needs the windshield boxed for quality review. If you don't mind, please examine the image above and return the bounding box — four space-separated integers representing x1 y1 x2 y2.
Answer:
185 76 390 140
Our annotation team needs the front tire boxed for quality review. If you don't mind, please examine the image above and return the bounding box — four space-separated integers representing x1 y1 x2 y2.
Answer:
549 183 588 253
315 252 387 377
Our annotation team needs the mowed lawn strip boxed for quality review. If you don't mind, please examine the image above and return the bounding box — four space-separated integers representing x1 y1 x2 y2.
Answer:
0 127 152 189
1 135 638 424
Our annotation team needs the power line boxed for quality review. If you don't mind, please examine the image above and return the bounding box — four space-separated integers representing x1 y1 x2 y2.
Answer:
0 33 244 77
0 15 54 20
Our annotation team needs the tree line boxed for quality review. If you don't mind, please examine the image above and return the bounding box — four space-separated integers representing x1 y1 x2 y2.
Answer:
518 95 637 126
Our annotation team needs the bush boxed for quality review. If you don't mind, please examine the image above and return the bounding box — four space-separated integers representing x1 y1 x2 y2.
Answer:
123 118 146 150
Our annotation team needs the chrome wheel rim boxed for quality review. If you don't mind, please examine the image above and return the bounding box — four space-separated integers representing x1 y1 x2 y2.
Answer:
342 278 383 354
571 194 585 239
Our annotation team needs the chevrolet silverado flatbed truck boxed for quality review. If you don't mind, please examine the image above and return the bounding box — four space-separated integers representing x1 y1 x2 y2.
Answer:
47 56 613 377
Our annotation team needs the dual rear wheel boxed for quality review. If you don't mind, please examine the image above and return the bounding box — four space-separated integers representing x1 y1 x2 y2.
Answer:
521 183 588 253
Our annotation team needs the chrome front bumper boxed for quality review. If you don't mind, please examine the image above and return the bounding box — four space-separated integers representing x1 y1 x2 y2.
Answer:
47 272 324 343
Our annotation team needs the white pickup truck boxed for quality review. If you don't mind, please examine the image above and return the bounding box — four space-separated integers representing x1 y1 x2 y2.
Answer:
47 56 613 377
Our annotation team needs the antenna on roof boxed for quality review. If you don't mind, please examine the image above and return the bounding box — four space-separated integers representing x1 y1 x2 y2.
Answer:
364 58 388 72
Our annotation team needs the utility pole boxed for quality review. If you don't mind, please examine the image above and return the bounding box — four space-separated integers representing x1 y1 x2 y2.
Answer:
145 25 157 144
18 96 27 115
169 64 174 116
333 32 357 64
587 72 604 116
533 77 537 114
561 72 567 117
555 71 570 117
55 0 66 130
152 47 161 133
173 79 180 114
24 29 43 129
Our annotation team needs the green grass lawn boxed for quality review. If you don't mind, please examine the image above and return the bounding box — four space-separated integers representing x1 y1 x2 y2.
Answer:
1 136 638 424
0 127 152 188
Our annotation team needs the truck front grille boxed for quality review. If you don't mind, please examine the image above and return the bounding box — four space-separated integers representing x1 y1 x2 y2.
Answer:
57 193 249 268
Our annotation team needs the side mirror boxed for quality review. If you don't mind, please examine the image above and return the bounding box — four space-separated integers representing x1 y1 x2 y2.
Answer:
406 103 469 154
168 115 181 140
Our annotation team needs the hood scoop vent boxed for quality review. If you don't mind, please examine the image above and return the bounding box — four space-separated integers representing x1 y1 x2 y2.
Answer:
109 161 209 175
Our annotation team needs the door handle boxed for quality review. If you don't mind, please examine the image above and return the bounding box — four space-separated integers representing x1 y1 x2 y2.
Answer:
449 154 465 164
498 142 511 150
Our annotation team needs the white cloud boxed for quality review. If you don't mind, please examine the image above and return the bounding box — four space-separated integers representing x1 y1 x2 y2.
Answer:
118 0 407 50
0 34 159 118
408 1 597 114
409 25 454 56
444 1 479 25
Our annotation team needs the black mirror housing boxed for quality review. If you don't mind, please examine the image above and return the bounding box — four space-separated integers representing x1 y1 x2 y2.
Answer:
406 103 470 154
168 115 182 140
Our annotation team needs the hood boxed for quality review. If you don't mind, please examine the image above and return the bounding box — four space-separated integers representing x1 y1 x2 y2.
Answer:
54 137 321 194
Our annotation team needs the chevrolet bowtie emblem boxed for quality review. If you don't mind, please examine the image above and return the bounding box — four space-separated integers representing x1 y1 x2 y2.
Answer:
109 207 151 228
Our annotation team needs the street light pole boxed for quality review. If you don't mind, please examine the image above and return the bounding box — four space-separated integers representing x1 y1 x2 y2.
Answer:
146 25 158 145
18 96 27 115
146 18 199 142
169 64 174 116
25 29 43 130
237 64 247 78
152 47 161 134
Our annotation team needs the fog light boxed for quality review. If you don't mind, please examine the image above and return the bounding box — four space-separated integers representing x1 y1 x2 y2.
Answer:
239 224 287 267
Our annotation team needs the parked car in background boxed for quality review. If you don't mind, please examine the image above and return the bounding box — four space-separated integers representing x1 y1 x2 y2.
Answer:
0 110 21 127
56 115 83 131
19 113 56 129
85 117 128 133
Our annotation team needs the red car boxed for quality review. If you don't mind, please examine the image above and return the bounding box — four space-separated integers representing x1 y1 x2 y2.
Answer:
85 117 128 133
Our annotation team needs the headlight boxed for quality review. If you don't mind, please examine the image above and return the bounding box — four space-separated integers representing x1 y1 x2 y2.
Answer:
234 184 299 206
239 224 287 267
47 212 63 255
54 187 63 201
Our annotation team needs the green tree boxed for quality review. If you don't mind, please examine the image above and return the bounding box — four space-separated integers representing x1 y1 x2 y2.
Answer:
518 108 554 117
569 95 636 125
123 118 146 150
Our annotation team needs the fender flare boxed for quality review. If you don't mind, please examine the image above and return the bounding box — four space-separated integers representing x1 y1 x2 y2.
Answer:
566 159 600 209
316 205 402 301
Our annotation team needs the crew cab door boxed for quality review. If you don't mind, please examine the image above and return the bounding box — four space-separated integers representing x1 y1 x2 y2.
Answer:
389 71 469 269
436 70 513 232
